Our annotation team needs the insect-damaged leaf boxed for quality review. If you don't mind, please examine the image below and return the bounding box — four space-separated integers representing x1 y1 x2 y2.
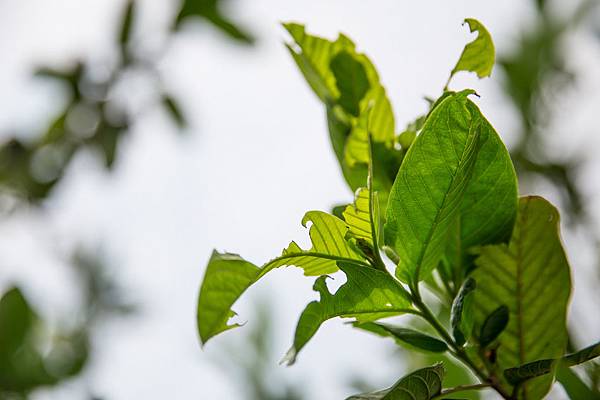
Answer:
197 212 369 344
283 262 412 365
284 23 399 213
450 18 495 82
346 364 444 399
471 196 571 399
384 90 517 284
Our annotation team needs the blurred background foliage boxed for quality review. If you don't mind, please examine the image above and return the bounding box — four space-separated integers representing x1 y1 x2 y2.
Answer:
0 0 599 398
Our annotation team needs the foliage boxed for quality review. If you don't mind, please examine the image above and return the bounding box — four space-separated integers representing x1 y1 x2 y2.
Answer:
196 18 600 400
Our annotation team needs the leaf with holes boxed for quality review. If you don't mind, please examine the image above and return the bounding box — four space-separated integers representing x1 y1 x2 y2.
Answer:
283 262 412 365
471 196 571 399
449 18 495 83
197 211 370 344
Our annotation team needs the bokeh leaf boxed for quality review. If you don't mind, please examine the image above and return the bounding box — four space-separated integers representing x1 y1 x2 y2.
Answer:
471 196 572 399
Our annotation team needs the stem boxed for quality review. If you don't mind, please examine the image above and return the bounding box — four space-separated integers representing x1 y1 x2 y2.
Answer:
431 383 490 399
410 287 514 400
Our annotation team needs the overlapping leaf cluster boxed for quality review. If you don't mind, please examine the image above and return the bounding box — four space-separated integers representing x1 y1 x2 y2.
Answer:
196 19 600 399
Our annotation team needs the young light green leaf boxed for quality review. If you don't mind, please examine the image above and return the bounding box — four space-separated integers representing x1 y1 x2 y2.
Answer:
471 196 572 399
343 187 373 245
478 305 509 347
283 262 412 365
450 277 476 346
449 19 495 83
384 90 517 284
198 211 370 344
356 322 448 353
504 340 600 385
197 251 260 344
284 23 399 213
346 364 445 400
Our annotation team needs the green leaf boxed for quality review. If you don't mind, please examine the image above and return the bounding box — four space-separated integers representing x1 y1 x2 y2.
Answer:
356 322 448 353
450 19 495 82
283 262 412 364
346 364 444 399
471 196 572 399
330 51 370 116
343 187 376 246
119 0 135 47
284 23 399 212
197 211 370 344
384 90 517 284
162 95 186 128
175 0 254 44
504 340 600 385
478 305 509 347
450 277 476 346
197 251 260 344
556 364 600 400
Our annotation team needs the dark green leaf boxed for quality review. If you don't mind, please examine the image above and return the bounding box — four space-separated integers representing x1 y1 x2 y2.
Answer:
450 19 495 82
504 340 600 385
119 0 135 47
330 51 370 116
478 305 509 347
162 95 186 128
471 196 571 399
346 364 444 399
175 0 254 44
357 322 448 353
283 262 412 365
450 277 476 346
384 90 517 284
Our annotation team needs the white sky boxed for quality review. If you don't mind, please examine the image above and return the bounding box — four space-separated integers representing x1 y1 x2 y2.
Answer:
0 0 599 399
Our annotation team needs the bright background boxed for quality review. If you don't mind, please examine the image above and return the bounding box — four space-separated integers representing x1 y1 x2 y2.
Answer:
0 0 599 398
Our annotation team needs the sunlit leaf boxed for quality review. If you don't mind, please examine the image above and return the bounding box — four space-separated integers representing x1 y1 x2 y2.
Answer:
197 211 370 344
283 262 412 365
384 90 517 284
450 19 495 82
471 196 571 399
285 23 399 212
346 364 444 399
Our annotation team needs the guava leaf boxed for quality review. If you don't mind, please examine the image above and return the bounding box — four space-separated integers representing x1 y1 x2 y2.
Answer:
478 305 509 347
471 196 571 399
450 277 476 346
450 19 495 81
198 211 370 344
556 364 600 400
346 364 445 399
283 262 412 365
284 23 399 212
384 90 517 284
504 340 600 385
356 322 448 353
343 187 373 245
